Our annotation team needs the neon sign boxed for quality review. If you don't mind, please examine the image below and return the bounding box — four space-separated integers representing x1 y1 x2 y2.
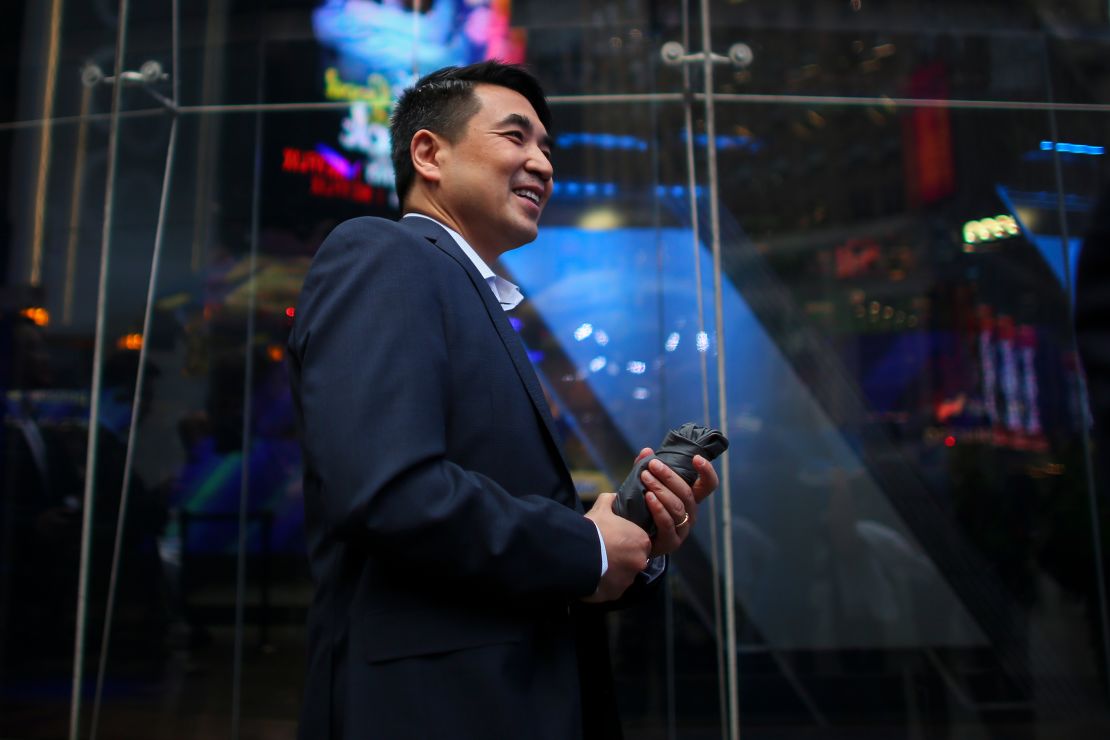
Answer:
281 147 390 206
1039 140 1104 156
282 147 341 177
309 0 522 201
339 103 394 188
324 68 392 115
324 69 395 184
962 215 1019 246
309 175 388 205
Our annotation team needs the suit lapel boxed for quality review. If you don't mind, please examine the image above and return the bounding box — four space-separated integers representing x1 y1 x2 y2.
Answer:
400 217 578 506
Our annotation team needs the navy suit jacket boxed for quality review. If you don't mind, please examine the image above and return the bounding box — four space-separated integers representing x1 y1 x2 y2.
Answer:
289 216 624 739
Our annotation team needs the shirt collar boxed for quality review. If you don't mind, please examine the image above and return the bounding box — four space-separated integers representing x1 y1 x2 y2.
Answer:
403 213 524 310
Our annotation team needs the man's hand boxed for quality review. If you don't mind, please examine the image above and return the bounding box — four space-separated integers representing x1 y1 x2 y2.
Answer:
636 447 720 557
582 492 652 603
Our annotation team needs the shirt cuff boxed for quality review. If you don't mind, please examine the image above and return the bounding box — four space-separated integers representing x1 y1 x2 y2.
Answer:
641 555 666 583
591 520 608 578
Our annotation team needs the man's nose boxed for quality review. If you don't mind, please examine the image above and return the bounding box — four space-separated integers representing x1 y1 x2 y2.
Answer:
527 147 553 181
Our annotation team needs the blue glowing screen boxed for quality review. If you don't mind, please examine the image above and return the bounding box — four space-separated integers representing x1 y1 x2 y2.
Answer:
502 226 984 649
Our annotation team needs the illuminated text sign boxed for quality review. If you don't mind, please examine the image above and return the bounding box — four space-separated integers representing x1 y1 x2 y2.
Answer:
963 215 1019 246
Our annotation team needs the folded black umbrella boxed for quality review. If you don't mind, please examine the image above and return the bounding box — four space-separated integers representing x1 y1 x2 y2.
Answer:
613 422 729 536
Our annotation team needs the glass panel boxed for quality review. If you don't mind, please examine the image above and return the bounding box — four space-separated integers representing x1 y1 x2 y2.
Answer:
502 92 724 735
0 118 100 739
86 106 257 737
700 1 1110 106
700 2 1110 734
2 2 119 736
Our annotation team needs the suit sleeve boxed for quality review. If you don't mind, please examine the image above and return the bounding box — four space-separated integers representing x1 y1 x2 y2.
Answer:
290 219 601 601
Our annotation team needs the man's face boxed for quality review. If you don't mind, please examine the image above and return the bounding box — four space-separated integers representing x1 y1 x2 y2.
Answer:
435 83 553 259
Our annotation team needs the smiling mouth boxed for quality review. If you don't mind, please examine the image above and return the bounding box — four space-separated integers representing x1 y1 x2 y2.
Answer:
513 189 541 206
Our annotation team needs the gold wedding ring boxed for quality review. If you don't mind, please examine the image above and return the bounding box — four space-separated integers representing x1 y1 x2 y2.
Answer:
675 512 690 529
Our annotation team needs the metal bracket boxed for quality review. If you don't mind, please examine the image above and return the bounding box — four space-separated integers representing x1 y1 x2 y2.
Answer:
81 60 176 112
661 41 754 69
81 60 168 88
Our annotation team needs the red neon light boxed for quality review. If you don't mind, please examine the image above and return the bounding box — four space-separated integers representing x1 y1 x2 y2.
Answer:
835 238 881 279
903 64 955 206
282 147 390 205
309 174 387 205
935 394 966 423
283 147 344 178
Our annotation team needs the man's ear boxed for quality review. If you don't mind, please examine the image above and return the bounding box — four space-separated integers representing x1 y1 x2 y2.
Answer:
410 129 444 186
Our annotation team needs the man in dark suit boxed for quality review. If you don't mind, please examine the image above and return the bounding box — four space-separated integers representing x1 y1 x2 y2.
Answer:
288 61 719 739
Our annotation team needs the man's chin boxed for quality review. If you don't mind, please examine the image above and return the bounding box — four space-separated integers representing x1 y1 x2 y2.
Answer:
504 222 540 250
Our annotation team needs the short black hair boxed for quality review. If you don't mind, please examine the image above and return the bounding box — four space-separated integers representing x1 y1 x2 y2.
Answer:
390 60 552 206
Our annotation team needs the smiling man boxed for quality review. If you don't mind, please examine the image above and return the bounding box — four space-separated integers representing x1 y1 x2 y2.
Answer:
288 61 718 739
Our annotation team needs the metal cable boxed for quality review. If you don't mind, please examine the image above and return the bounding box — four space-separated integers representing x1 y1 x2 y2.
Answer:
6 92 1110 133
647 34 678 740
703 92 1110 111
411 0 421 80
172 0 180 106
88 108 178 740
678 2 727 737
698 1 739 737
88 0 183 733
231 37 266 740
0 107 164 132
69 0 131 736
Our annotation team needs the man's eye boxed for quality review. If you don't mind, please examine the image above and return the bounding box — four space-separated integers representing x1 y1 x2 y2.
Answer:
506 130 524 141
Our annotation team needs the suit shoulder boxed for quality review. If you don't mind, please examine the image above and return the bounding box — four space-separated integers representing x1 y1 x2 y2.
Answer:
308 217 442 272
293 218 442 345
320 216 420 252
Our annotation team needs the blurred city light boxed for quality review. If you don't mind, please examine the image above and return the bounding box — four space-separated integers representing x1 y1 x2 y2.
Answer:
116 333 143 351
1039 140 1104 155
19 306 50 327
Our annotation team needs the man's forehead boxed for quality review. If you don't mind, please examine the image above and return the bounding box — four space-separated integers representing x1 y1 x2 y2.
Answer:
472 83 545 129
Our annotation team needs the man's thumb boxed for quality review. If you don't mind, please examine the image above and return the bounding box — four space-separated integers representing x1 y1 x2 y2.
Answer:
592 491 616 512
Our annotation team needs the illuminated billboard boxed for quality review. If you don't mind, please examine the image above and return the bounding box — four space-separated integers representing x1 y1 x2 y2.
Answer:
282 0 523 207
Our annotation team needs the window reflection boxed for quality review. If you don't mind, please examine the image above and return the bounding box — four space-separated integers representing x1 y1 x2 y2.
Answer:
2 1 1110 738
